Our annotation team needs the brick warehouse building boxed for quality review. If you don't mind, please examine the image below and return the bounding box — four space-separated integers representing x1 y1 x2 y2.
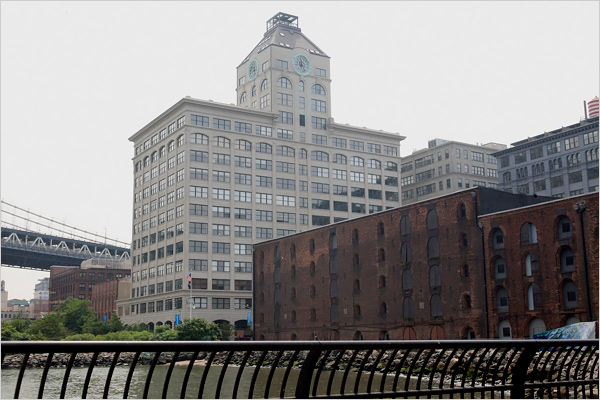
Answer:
253 188 598 340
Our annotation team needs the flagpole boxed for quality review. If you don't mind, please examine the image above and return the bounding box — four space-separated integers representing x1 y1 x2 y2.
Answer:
188 271 192 321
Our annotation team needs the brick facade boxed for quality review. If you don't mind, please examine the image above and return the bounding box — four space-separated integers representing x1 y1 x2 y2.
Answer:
253 188 597 340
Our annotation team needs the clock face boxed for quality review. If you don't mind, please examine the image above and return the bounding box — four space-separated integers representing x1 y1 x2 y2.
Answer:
248 59 259 81
292 54 312 76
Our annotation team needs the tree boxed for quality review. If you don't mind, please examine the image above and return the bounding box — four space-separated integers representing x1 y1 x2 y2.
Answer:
56 297 96 334
108 314 125 332
28 313 69 340
153 325 180 341
216 322 235 340
175 318 221 341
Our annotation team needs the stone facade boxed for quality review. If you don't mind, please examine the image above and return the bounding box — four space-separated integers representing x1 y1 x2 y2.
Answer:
253 188 597 340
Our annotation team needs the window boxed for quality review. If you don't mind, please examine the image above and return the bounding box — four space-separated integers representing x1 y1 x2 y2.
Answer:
368 159 381 169
256 159 272 170
190 186 208 198
212 279 230 290
235 173 252 185
255 193 272 204
235 156 252 168
212 206 230 218
494 257 507 279
276 195 295 207
492 229 504 249
565 137 579 150
190 150 209 163
311 99 326 113
213 118 231 131
256 175 272 187
496 287 509 312
312 166 329 177
277 76 292 88
234 122 252 133
277 161 295 173
212 242 230 254
212 188 230 200
212 224 230 236
212 298 230 309
311 84 326 94
560 247 576 272
277 178 295 190
311 150 329 162
563 280 578 309
235 208 252 220
276 92 293 106
256 210 273 221
312 116 327 130
191 115 209 127
212 261 230 272
213 153 230 165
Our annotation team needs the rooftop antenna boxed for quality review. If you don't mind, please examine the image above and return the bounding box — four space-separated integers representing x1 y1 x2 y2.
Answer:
584 100 588 120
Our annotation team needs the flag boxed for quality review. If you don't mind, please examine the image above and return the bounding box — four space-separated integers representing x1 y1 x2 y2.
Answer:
187 273 192 289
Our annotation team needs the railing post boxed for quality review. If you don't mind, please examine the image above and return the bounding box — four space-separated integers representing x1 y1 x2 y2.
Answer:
294 347 321 398
511 344 538 399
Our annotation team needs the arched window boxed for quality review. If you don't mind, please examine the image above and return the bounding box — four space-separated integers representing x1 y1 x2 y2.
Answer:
351 156 364 167
378 222 385 236
520 222 538 244
311 150 329 162
429 265 441 288
464 327 476 340
461 233 468 248
353 331 364 340
159 146 167 157
310 239 315 253
557 216 572 239
333 153 347 164
168 141 175 152
529 318 546 337
462 264 470 277
379 331 390 340
403 297 415 321
277 76 292 88
236 139 252 151
311 84 326 95
430 294 443 318
503 172 511 183
190 133 209 145
494 257 506 279
428 236 440 258
400 241 412 264
525 252 539 276
560 247 575 272
527 283 542 311
251 86 256 96
400 215 411 235
290 287 296 299
330 233 338 250
492 229 505 249
143 156 150 167
368 159 381 169
402 269 413 292
299 148 308 159
562 280 578 309
426 209 439 229
276 145 295 157
309 261 315 276
352 253 360 267
378 275 386 288
498 320 512 339
354 304 361 318
214 136 230 148
151 151 158 162
378 248 386 262
353 279 361 293
299 80 304 92
309 284 316 298
352 228 359 243
385 161 398 171
256 142 272 153
462 294 472 309
260 79 269 91
496 287 509 312
459 203 467 218
240 92 247 103
290 311 297 322
379 302 387 316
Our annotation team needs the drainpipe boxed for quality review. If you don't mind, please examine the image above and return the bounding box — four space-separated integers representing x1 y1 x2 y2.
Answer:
472 191 490 338
573 201 593 321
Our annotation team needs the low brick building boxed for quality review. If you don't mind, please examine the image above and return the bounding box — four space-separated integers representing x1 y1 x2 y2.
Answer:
253 188 597 340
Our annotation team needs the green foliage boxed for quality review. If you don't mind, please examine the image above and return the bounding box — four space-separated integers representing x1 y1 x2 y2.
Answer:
101 330 153 341
215 322 235 340
176 318 221 341
56 297 96 334
64 333 98 341
83 319 110 336
1 323 38 341
108 314 125 332
28 313 69 340
153 326 179 341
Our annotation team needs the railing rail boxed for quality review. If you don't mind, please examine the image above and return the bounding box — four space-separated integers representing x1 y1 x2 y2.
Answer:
2 339 598 399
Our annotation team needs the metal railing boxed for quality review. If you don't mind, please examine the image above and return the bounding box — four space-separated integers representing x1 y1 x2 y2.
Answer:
2 339 598 399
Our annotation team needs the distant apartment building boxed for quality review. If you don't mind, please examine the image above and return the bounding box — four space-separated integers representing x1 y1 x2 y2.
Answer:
91 278 130 322
30 277 50 319
117 13 404 334
253 188 598 340
49 259 131 310
493 114 599 198
400 139 506 205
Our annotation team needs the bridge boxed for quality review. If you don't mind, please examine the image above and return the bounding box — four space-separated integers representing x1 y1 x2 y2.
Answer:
1 201 130 271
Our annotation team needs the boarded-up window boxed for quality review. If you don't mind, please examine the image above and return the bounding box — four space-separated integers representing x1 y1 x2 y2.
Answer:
426 209 438 229
430 294 443 317
400 215 411 235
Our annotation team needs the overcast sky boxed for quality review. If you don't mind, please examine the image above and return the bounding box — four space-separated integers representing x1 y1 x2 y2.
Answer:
1 1 598 300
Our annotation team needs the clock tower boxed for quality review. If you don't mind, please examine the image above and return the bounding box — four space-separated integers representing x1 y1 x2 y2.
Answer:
236 12 332 127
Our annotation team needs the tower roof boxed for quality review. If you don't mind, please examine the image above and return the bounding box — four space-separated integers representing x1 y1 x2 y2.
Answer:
240 12 328 65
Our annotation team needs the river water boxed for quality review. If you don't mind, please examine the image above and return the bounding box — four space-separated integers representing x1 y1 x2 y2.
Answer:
1 364 408 399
